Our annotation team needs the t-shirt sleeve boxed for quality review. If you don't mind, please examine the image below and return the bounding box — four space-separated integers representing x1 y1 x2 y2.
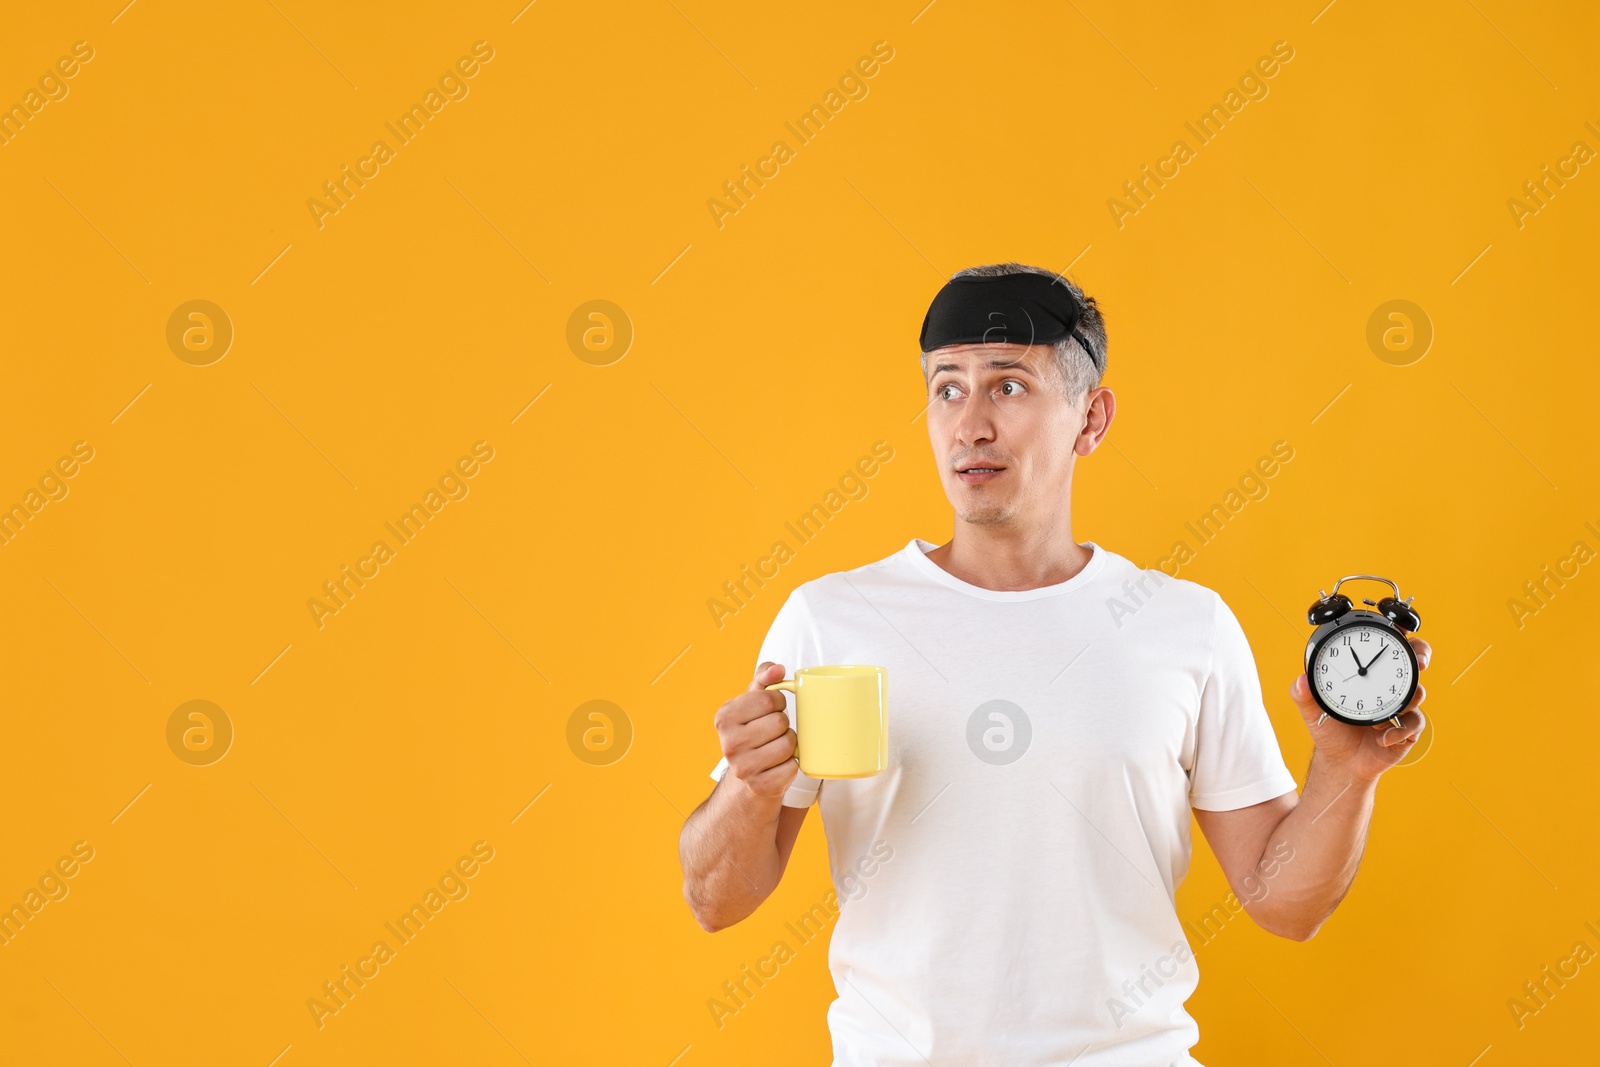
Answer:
1188 591 1300 811
708 587 825 808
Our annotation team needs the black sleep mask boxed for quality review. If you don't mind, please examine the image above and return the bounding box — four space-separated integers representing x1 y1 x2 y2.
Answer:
919 272 1100 371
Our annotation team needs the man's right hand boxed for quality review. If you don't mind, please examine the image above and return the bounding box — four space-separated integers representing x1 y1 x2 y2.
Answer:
682 662 810 931
714 661 800 800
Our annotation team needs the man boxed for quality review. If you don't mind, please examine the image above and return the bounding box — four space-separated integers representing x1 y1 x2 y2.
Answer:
677 262 1429 1066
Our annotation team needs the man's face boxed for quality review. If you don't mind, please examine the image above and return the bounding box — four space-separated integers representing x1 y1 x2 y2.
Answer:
924 342 1090 527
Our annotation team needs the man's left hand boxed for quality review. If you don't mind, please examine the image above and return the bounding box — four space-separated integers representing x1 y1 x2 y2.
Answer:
1288 636 1430 782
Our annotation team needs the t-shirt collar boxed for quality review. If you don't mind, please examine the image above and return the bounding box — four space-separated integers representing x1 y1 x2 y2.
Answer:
903 537 1108 602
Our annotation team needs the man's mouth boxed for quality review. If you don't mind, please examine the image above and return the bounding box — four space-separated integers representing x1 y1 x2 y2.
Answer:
956 464 1005 484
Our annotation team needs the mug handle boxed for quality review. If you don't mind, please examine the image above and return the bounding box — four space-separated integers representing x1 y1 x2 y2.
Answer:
764 680 797 694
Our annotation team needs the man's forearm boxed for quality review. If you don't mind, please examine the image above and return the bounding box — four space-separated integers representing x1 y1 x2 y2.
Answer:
1251 752 1380 940
680 776 785 931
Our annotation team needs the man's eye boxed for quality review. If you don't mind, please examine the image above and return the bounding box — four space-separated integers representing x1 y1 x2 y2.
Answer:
937 383 959 400
999 380 1025 396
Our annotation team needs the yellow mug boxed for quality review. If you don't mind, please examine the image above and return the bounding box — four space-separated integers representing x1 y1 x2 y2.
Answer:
765 665 888 779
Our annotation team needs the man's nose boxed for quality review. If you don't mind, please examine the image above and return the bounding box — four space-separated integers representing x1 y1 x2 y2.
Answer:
954 393 997 446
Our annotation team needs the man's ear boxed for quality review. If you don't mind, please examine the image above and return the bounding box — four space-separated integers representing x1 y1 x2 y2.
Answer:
1074 387 1115 456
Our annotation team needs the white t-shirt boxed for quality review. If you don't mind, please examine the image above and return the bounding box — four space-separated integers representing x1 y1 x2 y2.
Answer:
709 537 1299 1067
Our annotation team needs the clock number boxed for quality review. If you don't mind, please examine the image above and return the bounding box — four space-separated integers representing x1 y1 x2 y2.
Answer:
1359 631 1371 642
1396 667 1405 677
1328 646 1339 657
1391 648 1402 659
1319 663 1328 674
1356 700 1364 711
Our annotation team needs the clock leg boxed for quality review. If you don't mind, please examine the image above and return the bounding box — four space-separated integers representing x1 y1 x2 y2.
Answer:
1389 715 1402 728
1315 712 1328 726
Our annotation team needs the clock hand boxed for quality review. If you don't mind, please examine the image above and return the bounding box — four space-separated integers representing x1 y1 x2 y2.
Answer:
1351 642 1384 676
1332 648 1367 682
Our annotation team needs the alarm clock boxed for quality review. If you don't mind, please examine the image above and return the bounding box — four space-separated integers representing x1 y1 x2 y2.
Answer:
1304 574 1421 728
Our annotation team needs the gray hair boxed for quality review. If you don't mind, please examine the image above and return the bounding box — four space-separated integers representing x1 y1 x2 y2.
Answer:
919 262 1107 401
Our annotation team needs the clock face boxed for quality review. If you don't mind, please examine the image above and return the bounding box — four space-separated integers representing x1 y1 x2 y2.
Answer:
1310 622 1416 723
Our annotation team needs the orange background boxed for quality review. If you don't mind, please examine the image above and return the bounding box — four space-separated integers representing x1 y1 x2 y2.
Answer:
1 1 1597 1064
